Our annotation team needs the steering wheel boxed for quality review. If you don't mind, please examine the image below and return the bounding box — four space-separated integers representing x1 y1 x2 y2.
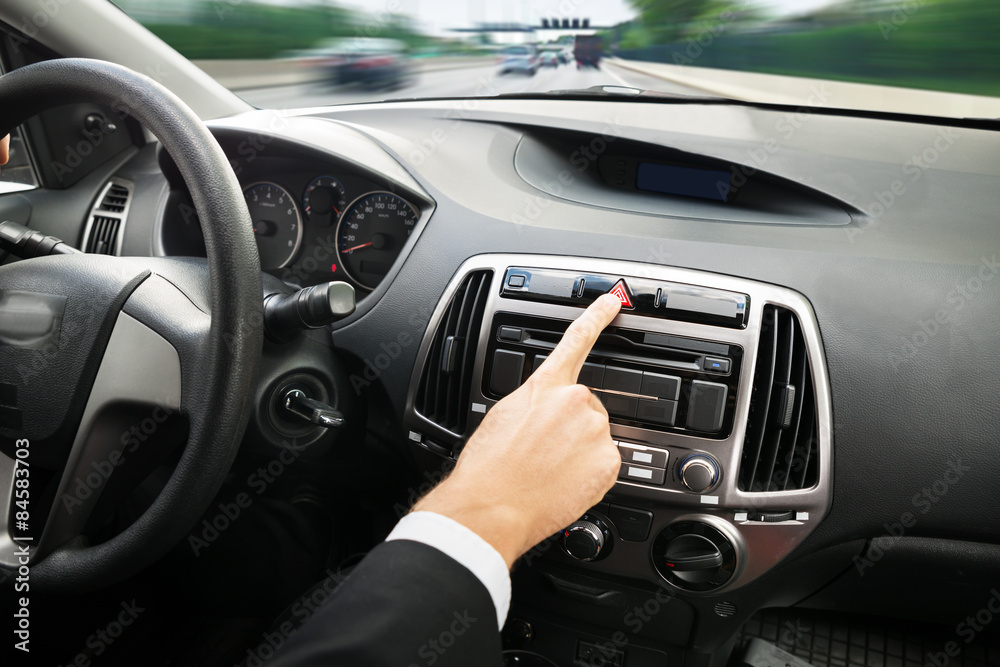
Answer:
0 59 262 590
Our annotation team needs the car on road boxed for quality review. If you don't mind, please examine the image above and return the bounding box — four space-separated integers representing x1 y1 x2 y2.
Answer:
539 52 560 68
318 37 412 90
496 44 538 76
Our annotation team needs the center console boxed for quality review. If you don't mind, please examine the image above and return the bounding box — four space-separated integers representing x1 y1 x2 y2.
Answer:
405 254 832 601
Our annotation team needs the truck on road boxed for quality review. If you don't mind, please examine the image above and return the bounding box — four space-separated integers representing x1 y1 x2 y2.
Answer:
574 35 603 69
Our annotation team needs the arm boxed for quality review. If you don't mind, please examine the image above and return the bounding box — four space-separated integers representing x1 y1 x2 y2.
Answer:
267 295 623 666
413 293 624 568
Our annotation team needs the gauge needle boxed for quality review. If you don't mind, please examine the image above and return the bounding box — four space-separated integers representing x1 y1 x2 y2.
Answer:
343 241 373 253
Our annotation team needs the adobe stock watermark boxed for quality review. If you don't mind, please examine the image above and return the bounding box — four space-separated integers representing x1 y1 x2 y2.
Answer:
847 126 959 244
7 0 73 54
349 303 434 395
407 74 503 167
716 82 833 199
408 610 478 667
59 406 176 515
579 581 678 665
239 566 352 666
671 0 755 66
510 118 625 227
877 0 926 41
888 254 998 368
55 599 145 667
925 589 1000 667
853 458 969 575
188 445 304 556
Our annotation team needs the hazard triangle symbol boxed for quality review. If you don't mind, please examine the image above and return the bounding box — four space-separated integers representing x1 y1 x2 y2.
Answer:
608 280 634 309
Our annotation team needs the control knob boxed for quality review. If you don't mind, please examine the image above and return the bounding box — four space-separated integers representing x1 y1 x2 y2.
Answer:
679 454 720 493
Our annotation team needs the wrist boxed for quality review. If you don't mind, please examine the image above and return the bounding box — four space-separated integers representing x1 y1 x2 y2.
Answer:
413 478 527 569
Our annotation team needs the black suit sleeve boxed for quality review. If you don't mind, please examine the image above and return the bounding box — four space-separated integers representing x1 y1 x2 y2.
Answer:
266 539 503 667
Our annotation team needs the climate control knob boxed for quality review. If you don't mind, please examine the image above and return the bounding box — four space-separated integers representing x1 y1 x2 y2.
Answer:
560 518 609 562
679 454 720 492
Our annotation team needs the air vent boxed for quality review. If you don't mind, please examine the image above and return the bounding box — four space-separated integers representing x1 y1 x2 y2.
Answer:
415 270 493 437
99 184 130 213
738 305 818 492
83 179 132 257
85 216 121 255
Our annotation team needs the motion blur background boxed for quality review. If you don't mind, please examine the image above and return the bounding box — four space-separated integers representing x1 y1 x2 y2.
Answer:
112 0 1000 110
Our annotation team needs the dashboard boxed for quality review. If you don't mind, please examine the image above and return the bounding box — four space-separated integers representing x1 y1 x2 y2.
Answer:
154 127 428 294
7 90 999 663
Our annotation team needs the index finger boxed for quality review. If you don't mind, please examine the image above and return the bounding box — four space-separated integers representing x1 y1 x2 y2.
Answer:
535 294 621 385
0 135 9 167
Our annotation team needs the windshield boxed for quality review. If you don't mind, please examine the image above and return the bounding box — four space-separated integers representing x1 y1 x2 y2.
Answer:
113 0 1000 119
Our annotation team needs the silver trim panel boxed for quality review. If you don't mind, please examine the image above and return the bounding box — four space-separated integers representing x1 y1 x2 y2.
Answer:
404 253 833 592
0 313 182 567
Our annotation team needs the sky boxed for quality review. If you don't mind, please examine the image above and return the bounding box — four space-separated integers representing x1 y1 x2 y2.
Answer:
330 0 844 36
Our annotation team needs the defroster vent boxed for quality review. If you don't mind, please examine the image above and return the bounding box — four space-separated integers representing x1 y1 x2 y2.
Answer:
739 305 818 492
415 270 493 437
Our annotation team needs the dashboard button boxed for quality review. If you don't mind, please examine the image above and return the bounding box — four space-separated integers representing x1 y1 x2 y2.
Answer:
578 362 605 388
489 349 524 397
532 354 546 373
686 381 728 432
603 367 642 393
604 394 637 419
618 463 666 485
618 442 668 468
640 372 681 400
507 274 526 288
703 357 731 373
498 326 523 342
636 398 678 426
608 504 653 542
532 355 603 389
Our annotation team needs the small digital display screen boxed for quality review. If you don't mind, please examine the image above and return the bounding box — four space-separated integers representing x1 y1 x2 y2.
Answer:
636 162 732 202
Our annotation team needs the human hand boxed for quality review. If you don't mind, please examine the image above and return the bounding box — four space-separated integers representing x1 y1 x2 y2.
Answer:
414 294 623 568
0 134 9 167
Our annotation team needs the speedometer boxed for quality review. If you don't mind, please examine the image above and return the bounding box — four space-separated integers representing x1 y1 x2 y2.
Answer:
244 182 302 270
336 192 418 290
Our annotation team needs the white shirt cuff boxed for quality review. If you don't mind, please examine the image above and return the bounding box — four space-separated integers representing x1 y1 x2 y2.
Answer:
386 511 511 629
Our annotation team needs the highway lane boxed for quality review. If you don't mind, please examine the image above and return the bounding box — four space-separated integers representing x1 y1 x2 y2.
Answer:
237 60 707 109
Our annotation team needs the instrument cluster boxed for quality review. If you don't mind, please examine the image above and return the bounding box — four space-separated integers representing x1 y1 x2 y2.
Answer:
242 172 419 292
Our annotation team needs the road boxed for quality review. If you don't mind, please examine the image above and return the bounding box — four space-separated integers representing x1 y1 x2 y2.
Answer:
238 60 706 109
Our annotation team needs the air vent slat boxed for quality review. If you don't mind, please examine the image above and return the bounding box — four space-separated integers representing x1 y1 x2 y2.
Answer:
415 270 493 439
456 273 488 433
741 312 777 491
739 305 819 493
85 216 121 255
755 313 797 490
85 180 131 256
99 184 130 213
778 347 809 490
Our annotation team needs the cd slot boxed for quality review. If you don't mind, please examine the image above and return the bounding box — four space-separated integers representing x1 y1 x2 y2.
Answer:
515 327 702 374
484 312 743 438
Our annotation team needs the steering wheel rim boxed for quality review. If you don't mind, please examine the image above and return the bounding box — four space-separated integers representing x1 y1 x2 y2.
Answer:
0 58 262 590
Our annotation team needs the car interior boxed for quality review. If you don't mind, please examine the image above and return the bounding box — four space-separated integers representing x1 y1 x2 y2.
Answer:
1 0 999 666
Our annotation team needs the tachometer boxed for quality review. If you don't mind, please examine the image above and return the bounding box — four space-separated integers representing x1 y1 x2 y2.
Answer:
336 191 418 290
243 182 302 269
303 175 347 226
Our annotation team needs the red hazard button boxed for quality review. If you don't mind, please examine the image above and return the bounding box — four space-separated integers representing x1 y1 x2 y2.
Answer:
608 279 634 309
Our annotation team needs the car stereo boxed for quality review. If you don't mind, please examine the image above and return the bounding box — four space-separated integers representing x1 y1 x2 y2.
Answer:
405 254 832 594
